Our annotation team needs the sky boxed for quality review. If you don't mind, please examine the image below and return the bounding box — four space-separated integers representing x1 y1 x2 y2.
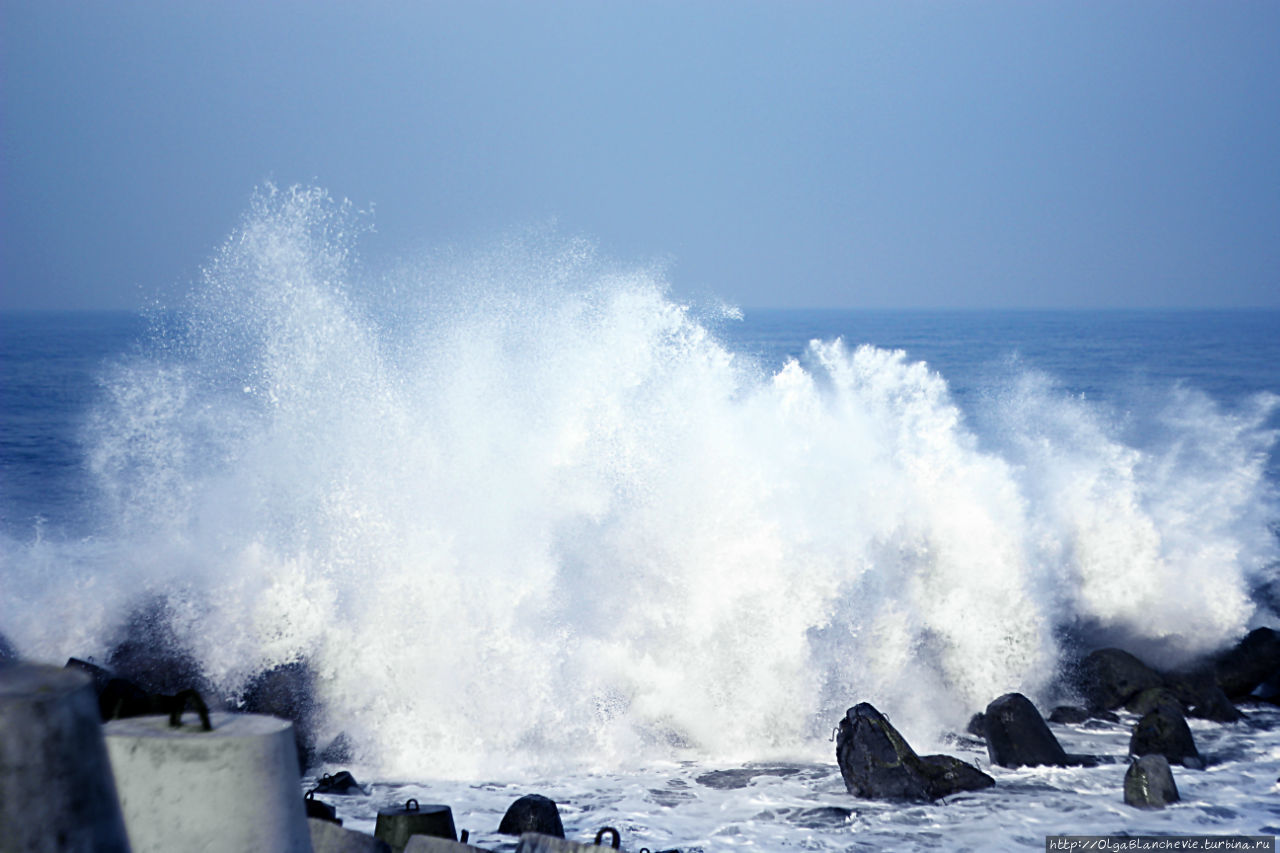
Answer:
1 0 1278 311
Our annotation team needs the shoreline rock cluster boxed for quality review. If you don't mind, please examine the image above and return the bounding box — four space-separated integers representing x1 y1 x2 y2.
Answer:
4 612 1280 848
838 628 1280 810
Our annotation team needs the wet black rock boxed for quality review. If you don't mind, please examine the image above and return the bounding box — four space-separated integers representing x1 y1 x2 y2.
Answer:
1249 671 1280 705
320 732 355 764
1214 628 1280 700
916 753 999 794
983 693 1086 768
1124 687 1186 718
1077 648 1163 711
241 661 316 769
106 599 212 698
835 703 994 801
498 794 565 838
1162 670 1243 723
1048 706 1090 724
1124 754 1180 809
966 712 987 737
1130 706 1203 768
0 632 16 667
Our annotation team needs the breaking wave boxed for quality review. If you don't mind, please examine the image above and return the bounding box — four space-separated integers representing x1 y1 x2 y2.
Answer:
2 185 1277 777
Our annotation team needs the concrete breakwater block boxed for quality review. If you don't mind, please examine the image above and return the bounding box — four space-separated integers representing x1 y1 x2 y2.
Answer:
375 800 458 851
104 711 311 853
0 664 132 853
310 816 393 852
403 835 493 852
515 830 621 852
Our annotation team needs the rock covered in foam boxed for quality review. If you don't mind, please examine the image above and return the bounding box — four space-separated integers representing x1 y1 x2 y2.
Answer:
1124 754 1180 809
836 703 994 801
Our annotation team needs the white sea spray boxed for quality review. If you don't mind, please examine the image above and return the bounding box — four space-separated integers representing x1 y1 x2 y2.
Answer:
1 185 1277 783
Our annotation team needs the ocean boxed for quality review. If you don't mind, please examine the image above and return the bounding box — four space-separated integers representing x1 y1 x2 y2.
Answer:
2 188 1280 850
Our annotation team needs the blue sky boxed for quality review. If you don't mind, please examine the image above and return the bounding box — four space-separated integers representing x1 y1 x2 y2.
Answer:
2 0 1277 310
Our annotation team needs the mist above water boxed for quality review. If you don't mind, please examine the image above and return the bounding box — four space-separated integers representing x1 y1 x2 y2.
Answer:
3 185 1277 778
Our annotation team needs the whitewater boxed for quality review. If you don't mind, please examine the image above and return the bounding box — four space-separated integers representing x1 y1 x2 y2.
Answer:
2 185 1280 849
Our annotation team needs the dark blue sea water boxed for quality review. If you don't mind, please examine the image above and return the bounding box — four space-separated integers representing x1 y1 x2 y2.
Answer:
3 190 1280 848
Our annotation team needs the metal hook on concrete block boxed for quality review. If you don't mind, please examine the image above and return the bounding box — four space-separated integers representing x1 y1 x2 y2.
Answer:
167 688 212 731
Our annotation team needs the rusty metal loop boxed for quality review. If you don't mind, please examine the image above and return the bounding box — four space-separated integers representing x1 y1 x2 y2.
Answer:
595 826 621 849
405 798 419 812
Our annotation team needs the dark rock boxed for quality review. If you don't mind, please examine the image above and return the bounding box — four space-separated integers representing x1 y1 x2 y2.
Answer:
1124 754 1180 809
320 732 355 764
983 693 1078 768
1162 670 1243 723
1195 686 1244 722
241 661 316 769
1250 670 1280 704
1130 706 1202 768
1214 628 1280 699
314 770 365 795
0 632 16 667
498 794 565 838
966 712 986 737
1077 649 1163 711
835 703 993 801
1125 687 1185 718
106 600 211 698
917 753 999 793
1048 706 1090 724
